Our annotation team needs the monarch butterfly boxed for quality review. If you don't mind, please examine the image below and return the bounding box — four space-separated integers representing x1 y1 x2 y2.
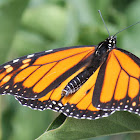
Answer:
0 12 140 120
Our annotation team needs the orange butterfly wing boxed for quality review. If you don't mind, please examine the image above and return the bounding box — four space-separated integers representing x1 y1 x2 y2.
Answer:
0 46 95 98
16 66 114 120
2 45 114 120
92 48 140 114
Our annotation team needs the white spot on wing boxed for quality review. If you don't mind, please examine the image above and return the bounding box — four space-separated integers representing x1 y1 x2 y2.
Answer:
129 108 133 111
4 65 11 69
13 59 19 63
34 95 37 98
66 109 69 112
27 54 35 58
87 117 92 120
125 105 128 108
70 112 73 115
58 103 63 107
81 116 86 119
52 101 56 104
63 113 68 116
45 50 53 53
73 116 78 119
55 107 59 110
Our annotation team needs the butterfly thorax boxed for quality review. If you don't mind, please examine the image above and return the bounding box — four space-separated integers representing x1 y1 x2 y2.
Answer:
62 36 117 97
96 36 116 56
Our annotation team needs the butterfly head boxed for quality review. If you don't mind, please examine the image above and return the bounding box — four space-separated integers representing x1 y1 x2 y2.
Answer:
96 36 117 56
107 36 117 50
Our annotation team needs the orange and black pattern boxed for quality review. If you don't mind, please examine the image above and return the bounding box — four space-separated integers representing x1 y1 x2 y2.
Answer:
92 48 140 114
15 65 115 119
0 35 140 120
0 46 95 98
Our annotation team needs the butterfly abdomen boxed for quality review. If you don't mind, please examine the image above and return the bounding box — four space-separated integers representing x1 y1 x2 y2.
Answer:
62 68 94 96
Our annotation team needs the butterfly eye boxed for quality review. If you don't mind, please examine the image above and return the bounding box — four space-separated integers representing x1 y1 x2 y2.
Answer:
113 40 116 44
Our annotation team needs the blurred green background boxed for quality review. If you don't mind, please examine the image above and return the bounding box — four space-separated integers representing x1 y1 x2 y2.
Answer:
0 0 140 140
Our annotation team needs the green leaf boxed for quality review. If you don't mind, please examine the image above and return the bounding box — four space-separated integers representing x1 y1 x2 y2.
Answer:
37 111 140 140
47 113 67 131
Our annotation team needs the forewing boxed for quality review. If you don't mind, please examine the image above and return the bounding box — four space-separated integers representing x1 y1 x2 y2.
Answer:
92 48 140 115
0 46 95 98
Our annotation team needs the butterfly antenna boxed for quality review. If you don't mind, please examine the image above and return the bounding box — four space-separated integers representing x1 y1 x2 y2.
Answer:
98 10 110 37
113 21 140 37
